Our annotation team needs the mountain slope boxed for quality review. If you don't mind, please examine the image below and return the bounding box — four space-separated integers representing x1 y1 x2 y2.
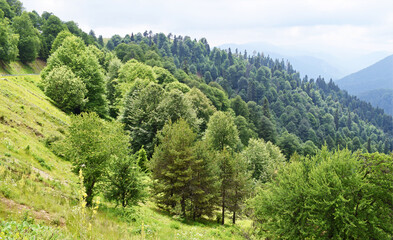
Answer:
335 55 393 115
358 89 393 115
0 75 248 239
219 42 343 80
336 55 393 95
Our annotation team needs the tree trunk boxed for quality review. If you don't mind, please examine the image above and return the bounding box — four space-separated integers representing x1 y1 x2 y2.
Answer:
85 179 96 207
233 211 236 224
221 190 225 225
181 196 186 217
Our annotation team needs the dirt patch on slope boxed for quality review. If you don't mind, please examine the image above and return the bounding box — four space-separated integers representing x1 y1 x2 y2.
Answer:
0 197 65 226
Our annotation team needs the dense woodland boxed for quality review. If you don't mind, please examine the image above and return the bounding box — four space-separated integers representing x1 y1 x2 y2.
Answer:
1 0 393 239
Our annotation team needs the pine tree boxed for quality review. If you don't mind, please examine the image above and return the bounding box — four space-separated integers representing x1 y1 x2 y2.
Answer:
190 141 219 220
262 97 270 118
98 35 104 47
334 107 339 130
227 153 251 224
136 146 148 172
217 148 235 225
150 119 196 216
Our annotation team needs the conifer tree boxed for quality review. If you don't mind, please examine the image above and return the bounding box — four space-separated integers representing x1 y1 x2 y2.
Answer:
150 119 196 216
216 148 235 225
228 153 251 224
190 141 219 220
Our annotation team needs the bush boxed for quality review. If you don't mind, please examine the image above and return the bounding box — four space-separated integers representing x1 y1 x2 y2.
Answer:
42 66 87 113
251 148 393 239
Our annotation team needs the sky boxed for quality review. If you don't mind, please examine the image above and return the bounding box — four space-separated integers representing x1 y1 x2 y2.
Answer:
23 0 393 72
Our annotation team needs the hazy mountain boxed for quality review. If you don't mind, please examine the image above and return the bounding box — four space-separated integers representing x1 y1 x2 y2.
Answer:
358 89 393 115
220 42 343 80
219 42 392 81
335 55 393 95
336 55 393 115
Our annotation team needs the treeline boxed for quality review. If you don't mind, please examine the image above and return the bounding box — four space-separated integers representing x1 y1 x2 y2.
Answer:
106 31 393 154
1 0 391 153
0 0 101 62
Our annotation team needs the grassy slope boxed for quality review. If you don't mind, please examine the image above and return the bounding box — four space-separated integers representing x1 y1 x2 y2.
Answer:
0 59 46 75
0 74 251 238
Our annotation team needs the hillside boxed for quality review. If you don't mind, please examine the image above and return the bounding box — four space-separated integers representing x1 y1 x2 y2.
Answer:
220 42 343 80
335 54 393 115
1 0 393 237
358 89 393 115
0 75 250 239
336 55 393 94
0 59 46 75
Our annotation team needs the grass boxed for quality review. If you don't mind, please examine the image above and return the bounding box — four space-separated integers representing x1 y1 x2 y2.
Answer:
0 59 46 75
0 74 252 239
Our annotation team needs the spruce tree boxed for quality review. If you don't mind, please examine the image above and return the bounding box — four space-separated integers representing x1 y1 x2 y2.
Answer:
150 119 195 216
190 141 219 220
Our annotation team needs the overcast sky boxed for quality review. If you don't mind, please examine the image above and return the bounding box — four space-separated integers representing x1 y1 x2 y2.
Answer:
23 0 393 60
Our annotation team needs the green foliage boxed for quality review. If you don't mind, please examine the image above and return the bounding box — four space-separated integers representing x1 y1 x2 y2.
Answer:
12 12 40 62
50 30 72 54
104 155 146 208
164 81 190 93
206 111 240 151
227 152 252 224
234 115 257 146
190 140 220 219
59 112 129 206
121 81 164 155
0 220 69 239
136 146 148 172
0 0 14 19
118 59 155 84
105 57 123 118
185 87 216 132
251 148 393 239
150 119 196 216
277 131 301 159
42 66 87 113
258 115 276 144
158 89 200 131
242 138 285 182
0 13 18 61
153 66 177 84
150 119 220 219
117 59 156 101
40 14 66 59
41 35 108 117
230 95 249 120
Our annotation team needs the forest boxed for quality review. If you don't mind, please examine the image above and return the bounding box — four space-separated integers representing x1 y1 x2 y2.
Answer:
0 0 392 239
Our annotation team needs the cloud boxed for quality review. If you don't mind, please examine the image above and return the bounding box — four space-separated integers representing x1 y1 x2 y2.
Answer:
22 0 393 57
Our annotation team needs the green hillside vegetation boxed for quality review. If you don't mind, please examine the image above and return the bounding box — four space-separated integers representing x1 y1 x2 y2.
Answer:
358 88 393 115
0 75 250 239
336 55 393 95
1 0 393 239
336 55 393 115
0 59 45 75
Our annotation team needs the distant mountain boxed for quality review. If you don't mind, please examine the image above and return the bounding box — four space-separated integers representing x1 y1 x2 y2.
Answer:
358 89 393 115
336 55 393 115
220 42 343 80
335 55 393 94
